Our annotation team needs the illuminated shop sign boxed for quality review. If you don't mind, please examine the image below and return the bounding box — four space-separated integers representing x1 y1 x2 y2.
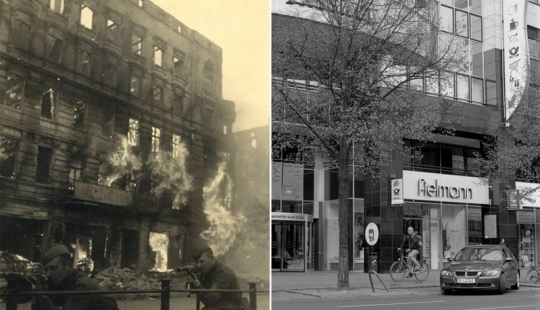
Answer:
503 0 529 122
403 171 489 204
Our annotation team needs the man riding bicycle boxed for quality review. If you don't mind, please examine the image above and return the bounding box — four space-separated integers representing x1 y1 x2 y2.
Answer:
397 227 422 278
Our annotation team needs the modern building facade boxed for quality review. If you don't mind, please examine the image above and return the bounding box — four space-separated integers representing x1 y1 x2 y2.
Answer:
0 0 235 272
272 0 540 273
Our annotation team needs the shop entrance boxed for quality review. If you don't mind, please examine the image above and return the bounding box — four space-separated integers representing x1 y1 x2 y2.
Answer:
519 224 535 267
271 221 305 271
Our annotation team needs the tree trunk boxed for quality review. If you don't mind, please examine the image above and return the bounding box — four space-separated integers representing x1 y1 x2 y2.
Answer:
337 142 351 290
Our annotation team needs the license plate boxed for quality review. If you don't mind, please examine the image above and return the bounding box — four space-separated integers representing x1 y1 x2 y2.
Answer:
457 278 475 284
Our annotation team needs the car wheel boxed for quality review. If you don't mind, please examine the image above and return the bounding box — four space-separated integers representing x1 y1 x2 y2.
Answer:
511 272 520 290
497 273 506 294
441 288 453 295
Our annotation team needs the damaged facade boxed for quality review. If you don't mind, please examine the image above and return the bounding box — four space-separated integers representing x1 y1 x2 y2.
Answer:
0 0 235 273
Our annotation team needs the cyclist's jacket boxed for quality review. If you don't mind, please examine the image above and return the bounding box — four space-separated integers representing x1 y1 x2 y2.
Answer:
400 233 422 251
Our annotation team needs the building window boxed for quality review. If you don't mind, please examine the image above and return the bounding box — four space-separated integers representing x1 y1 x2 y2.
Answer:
128 118 139 146
440 6 454 33
0 136 18 178
457 74 469 101
130 76 141 97
41 89 55 120
173 95 183 114
73 100 86 128
36 146 53 183
470 14 482 41
151 127 161 153
130 0 144 6
49 0 65 14
172 134 182 159
455 10 468 37
69 161 83 190
153 46 162 66
486 80 498 106
101 108 113 137
9 19 31 50
440 71 455 98
173 52 185 76
103 58 118 88
471 77 483 103
46 35 63 63
80 5 93 30
106 20 120 43
5 74 23 109
177 25 182 33
153 86 162 106
132 34 142 55
77 50 91 76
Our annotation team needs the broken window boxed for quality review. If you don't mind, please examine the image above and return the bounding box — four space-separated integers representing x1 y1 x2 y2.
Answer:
36 146 53 183
173 52 185 77
172 134 181 159
153 46 162 67
149 232 168 272
68 160 83 190
151 127 161 153
128 118 139 147
5 74 23 109
203 61 215 86
41 89 55 120
46 35 63 63
132 34 142 55
0 135 18 178
130 76 141 97
9 19 31 50
103 57 118 88
153 86 162 106
106 19 120 43
49 0 65 14
101 108 113 137
73 100 86 128
173 95 183 115
80 5 93 30
77 50 91 76
129 0 144 7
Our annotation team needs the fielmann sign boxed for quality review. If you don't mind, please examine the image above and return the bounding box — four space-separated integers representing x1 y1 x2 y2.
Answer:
402 171 489 205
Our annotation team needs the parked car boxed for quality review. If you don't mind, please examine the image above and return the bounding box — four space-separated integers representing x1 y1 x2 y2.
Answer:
440 245 520 295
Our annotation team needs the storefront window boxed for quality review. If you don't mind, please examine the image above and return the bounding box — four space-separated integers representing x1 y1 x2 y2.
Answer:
468 207 482 245
519 224 534 267
442 204 467 261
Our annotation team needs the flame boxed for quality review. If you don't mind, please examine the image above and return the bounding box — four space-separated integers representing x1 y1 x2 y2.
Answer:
99 135 142 186
149 139 192 209
149 232 169 272
200 160 246 257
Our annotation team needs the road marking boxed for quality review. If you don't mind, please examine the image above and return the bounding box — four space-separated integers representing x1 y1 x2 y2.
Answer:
337 301 446 308
461 306 538 310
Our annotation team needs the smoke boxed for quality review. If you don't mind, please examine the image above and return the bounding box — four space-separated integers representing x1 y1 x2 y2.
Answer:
200 160 246 257
148 139 193 209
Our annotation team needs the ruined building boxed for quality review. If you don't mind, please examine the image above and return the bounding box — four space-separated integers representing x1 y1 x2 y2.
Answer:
0 0 235 272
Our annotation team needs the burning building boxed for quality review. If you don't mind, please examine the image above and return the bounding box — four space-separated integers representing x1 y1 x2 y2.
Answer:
0 0 235 272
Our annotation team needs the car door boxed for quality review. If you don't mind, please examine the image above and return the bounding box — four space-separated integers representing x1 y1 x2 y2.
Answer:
502 247 517 285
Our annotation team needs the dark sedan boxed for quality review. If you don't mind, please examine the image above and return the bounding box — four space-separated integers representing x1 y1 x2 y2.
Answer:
440 245 519 295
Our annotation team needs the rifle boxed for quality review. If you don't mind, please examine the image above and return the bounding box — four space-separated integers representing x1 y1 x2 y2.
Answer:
176 265 199 297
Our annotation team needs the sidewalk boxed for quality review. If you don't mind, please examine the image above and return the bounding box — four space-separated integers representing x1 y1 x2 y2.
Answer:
272 268 540 300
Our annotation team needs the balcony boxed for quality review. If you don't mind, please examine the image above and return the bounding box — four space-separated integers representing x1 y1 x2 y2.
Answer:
71 181 158 214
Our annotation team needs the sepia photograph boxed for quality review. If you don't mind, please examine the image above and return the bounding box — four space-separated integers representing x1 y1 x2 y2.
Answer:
0 0 269 309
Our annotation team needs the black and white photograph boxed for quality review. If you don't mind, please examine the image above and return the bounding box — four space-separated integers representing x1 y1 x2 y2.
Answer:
0 0 269 309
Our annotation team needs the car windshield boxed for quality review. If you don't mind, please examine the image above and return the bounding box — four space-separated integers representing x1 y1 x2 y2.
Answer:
454 248 503 261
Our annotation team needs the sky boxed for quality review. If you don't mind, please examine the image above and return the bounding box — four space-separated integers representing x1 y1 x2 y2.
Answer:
151 0 271 133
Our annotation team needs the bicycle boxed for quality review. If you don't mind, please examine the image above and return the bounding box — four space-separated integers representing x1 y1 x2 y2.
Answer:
390 249 429 282
525 261 540 284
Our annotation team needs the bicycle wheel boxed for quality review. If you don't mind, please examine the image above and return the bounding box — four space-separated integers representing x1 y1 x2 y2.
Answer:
414 261 429 282
390 261 406 282
525 268 540 284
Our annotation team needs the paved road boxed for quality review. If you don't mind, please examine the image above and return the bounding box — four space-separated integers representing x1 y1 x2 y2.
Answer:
272 286 540 310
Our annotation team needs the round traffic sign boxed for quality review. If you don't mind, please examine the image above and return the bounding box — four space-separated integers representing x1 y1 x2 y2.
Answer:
365 222 379 246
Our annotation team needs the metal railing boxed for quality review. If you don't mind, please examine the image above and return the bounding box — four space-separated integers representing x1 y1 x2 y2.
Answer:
1 279 267 310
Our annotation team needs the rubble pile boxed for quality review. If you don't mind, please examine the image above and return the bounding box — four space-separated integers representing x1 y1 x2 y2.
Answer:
94 267 161 291
0 251 43 274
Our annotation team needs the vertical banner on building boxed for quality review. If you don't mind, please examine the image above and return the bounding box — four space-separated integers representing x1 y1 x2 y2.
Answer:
272 162 282 200
391 179 404 205
282 163 304 200
503 0 529 122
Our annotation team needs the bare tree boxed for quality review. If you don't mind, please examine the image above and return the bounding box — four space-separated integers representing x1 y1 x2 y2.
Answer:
272 0 462 290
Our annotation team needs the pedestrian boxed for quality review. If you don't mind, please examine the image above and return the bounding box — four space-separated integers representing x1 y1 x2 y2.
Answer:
186 244 249 310
31 244 120 310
